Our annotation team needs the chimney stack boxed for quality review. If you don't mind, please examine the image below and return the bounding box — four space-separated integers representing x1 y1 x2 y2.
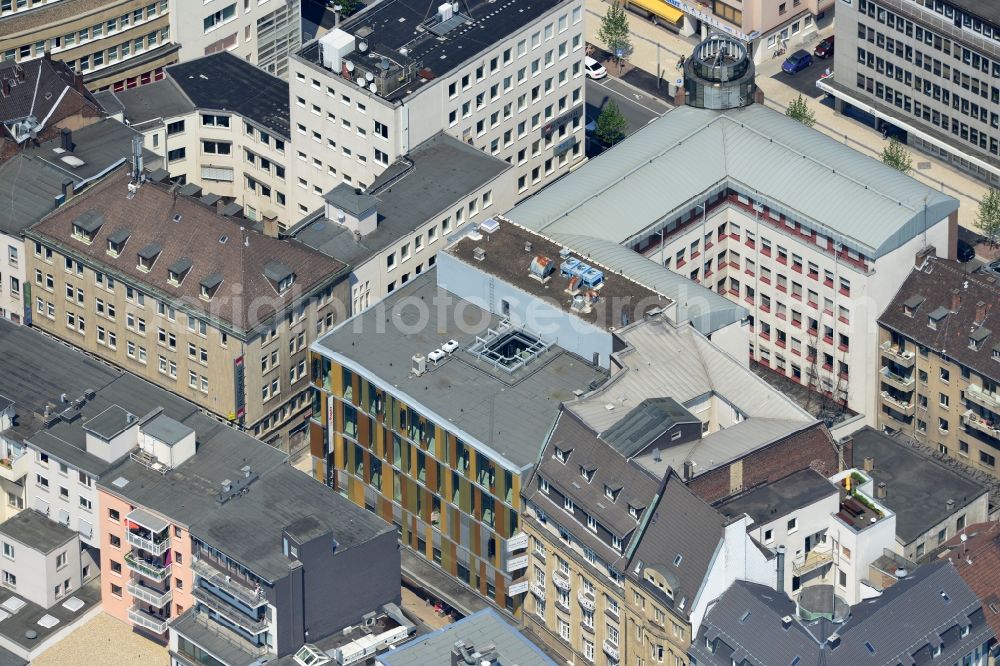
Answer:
61 128 73 152
951 289 962 312
915 245 936 268
975 301 989 325
61 179 74 200
683 460 694 482
875 481 887 499
947 498 955 511
863 456 874 472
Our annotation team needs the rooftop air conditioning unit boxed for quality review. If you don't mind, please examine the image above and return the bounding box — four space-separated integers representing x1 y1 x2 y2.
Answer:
442 339 459 354
473 247 486 261
428 349 446 364
412 353 426 376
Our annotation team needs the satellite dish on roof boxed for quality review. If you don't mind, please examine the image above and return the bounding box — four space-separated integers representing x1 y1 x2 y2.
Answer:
365 71 374 81
369 82 377 93
358 40 368 52
380 58 391 71
346 60 355 72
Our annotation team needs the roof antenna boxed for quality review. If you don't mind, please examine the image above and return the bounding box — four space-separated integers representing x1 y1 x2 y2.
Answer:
127 135 144 199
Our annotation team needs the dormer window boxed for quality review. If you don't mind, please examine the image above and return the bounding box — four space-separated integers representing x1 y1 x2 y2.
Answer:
554 447 569 464
71 210 104 245
200 273 223 301
604 484 621 502
612 535 623 552
264 261 295 294
106 229 130 257
167 258 192 287
580 464 595 482
970 327 990 351
927 306 948 330
628 504 641 520
137 242 162 273
902 295 924 318
539 477 549 494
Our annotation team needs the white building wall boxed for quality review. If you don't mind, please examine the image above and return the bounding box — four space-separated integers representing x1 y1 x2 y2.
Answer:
169 0 301 77
23 451 101 555
287 0 586 218
0 236 25 324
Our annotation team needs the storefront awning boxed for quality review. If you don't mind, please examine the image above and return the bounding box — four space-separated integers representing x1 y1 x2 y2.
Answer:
628 0 684 24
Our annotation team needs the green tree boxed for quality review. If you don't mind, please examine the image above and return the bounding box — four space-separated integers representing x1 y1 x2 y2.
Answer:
597 3 632 69
336 0 362 17
596 100 629 146
881 137 912 173
976 188 1000 246
784 94 815 128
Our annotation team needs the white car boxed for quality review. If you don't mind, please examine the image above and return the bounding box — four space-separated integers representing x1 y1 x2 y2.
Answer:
584 56 607 79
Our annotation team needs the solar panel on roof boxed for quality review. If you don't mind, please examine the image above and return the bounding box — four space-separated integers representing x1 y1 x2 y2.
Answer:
428 14 467 36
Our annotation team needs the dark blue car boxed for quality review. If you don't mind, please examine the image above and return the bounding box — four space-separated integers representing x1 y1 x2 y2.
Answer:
782 50 813 74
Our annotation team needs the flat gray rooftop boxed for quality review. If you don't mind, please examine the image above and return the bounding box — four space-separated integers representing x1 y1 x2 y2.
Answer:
717 468 837 527
378 609 556 666
142 413 193 446
0 509 75 554
312 270 608 471
97 78 194 126
0 578 100 654
289 133 508 268
850 427 987 544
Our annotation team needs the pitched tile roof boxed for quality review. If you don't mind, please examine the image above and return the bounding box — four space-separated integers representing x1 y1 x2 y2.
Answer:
879 257 1000 383
27 169 348 333
938 522 1000 640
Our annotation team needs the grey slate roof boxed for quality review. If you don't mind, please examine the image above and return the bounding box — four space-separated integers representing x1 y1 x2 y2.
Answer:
849 427 987 545
82 405 135 440
690 561 993 666
323 183 378 216
378 609 556 666
142 413 193 446
627 472 728 619
601 397 699 458
717 468 837 527
0 509 76 554
96 78 194 126
507 104 958 259
312 271 608 471
167 52 290 137
0 119 145 236
290 133 509 269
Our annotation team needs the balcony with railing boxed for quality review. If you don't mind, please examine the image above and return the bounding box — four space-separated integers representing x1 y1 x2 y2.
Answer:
966 384 1000 416
880 366 915 391
880 341 915 367
129 607 170 634
880 391 915 417
124 550 172 582
0 447 29 482
792 544 834 576
184 608 271 659
530 581 545 599
192 557 267 609
577 588 596 612
127 580 172 608
193 587 269 634
603 639 620 662
552 570 571 592
963 410 1000 440
126 508 171 556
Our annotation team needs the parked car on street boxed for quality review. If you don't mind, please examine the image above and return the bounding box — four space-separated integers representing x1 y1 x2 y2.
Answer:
813 36 835 58
782 50 813 74
956 239 976 262
585 56 607 79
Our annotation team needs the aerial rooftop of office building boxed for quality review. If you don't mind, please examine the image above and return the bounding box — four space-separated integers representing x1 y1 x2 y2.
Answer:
300 0 571 103
717 468 837 526
563 316 814 478
506 104 958 260
312 269 608 472
289 133 509 266
446 219 673 332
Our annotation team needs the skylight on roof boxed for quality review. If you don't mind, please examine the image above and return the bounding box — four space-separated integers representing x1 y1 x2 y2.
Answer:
865 641 876 654
111 476 129 488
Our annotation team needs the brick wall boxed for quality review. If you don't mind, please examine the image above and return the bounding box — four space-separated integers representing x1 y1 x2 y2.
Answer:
689 423 848 503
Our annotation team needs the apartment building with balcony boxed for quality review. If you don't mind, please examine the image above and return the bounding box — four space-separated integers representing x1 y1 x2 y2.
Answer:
96 411 399 660
0 0 178 92
849 426 988 562
0 118 152 325
286 0 586 218
717 466 899 608
97 53 295 232
286 132 514 313
506 102 960 419
167 0 300 77
876 256 1000 477
0 509 101 661
820 0 1000 187
24 168 351 450
689 561 994 666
